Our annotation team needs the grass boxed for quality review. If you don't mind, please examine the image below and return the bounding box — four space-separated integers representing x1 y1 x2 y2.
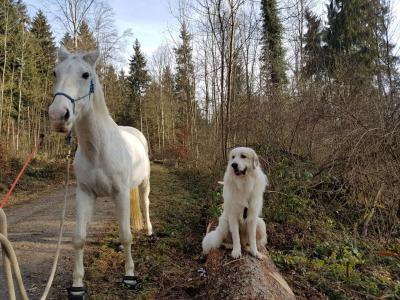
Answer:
83 164 213 299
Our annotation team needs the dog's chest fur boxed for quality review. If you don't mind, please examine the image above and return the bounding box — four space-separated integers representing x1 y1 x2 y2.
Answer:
223 175 257 216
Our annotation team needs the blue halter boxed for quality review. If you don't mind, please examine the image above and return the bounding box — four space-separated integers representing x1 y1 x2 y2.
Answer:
53 79 95 114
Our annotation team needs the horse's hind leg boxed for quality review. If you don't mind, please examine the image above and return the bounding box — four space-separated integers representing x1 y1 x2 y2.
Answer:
71 187 95 295
116 190 137 288
139 177 152 236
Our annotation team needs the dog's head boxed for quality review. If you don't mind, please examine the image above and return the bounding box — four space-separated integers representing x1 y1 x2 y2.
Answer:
228 147 260 177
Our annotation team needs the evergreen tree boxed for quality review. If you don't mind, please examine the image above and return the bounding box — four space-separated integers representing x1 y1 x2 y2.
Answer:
162 65 175 103
373 1 399 98
174 22 195 145
260 0 287 93
61 32 74 50
77 20 97 51
324 0 379 84
30 10 56 76
126 39 149 128
302 8 323 82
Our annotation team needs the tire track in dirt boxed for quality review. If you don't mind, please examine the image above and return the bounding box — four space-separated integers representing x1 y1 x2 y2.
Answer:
0 185 115 299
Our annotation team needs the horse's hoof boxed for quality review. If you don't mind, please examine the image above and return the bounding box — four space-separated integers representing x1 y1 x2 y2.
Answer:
67 286 88 300
122 275 140 291
147 234 156 244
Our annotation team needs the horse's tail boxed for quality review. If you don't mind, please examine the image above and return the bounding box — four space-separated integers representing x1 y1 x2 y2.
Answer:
130 187 143 231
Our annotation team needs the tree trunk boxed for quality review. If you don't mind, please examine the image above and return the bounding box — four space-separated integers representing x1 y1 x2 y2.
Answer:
205 248 296 300
0 0 10 137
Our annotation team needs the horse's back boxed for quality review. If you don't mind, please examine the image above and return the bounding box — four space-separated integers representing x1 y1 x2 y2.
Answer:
119 126 148 153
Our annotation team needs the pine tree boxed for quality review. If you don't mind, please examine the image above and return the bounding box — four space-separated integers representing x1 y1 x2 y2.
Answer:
77 20 97 51
162 65 175 108
174 23 195 146
373 1 399 99
61 32 74 50
30 10 56 76
126 39 149 129
260 0 287 93
302 8 323 82
324 0 379 84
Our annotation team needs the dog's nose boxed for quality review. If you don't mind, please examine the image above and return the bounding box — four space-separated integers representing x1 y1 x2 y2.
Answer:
231 162 238 169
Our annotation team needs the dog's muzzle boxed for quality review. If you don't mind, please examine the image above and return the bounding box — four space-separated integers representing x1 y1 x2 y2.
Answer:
232 163 247 176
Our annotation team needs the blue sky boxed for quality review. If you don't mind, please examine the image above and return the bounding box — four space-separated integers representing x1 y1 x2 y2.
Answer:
24 0 178 58
111 0 177 54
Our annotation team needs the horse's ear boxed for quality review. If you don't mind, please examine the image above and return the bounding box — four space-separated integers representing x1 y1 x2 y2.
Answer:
82 49 100 66
58 45 70 62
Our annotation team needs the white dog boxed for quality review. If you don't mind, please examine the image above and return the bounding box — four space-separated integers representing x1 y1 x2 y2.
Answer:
202 147 269 259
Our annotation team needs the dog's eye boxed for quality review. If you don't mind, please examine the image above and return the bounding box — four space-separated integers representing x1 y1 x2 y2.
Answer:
82 72 90 79
53 71 56 78
232 155 235 159
241 154 247 159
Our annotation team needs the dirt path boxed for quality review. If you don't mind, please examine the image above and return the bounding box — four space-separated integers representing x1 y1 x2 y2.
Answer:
0 184 115 299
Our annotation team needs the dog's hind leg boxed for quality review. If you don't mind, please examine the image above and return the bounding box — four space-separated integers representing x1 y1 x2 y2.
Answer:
202 215 229 254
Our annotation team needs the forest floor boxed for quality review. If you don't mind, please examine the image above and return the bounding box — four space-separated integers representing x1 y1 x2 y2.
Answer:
0 154 398 299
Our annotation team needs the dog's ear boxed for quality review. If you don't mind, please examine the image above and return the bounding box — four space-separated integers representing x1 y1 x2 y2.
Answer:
227 149 232 160
252 152 260 169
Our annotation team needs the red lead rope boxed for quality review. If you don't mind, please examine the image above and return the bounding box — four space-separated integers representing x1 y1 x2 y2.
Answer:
0 134 44 209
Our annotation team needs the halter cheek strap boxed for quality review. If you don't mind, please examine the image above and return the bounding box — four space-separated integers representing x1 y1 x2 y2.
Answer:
53 79 95 114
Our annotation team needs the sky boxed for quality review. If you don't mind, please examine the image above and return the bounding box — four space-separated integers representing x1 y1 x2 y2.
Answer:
24 0 179 68
24 0 400 69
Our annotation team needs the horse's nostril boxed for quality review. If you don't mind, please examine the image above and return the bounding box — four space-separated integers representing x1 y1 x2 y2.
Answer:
64 109 70 121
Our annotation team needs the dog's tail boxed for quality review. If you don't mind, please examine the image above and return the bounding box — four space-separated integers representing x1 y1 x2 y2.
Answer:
258 218 268 247
130 187 143 231
202 217 228 254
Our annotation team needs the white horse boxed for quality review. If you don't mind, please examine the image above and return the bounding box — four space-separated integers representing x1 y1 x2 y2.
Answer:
48 46 152 297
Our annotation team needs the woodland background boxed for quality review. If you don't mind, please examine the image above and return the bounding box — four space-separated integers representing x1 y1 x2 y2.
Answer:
0 0 399 298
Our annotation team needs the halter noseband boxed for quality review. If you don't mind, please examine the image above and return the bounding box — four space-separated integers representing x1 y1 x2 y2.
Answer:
53 79 95 114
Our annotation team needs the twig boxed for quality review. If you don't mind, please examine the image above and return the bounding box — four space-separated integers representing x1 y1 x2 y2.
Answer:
223 257 244 267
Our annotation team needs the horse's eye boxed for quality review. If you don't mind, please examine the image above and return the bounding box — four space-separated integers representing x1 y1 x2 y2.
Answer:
53 71 56 77
241 154 247 159
82 72 90 79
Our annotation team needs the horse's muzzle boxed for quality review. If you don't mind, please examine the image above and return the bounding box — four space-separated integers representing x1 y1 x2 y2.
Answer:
51 122 69 133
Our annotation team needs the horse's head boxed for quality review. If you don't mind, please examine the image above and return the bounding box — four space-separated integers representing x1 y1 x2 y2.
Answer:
49 45 100 133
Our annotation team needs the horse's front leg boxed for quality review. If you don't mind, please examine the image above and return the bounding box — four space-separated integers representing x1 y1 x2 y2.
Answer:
69 187 95 297
116 190 138 290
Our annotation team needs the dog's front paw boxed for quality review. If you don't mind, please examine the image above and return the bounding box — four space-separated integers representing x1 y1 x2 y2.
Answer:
231 248 242 259
251 250 266 260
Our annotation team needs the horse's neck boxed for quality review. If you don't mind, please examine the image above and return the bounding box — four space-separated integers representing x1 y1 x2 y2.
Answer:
75 81 116 159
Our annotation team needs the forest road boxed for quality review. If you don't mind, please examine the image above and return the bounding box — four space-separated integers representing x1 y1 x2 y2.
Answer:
0 185 115 299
